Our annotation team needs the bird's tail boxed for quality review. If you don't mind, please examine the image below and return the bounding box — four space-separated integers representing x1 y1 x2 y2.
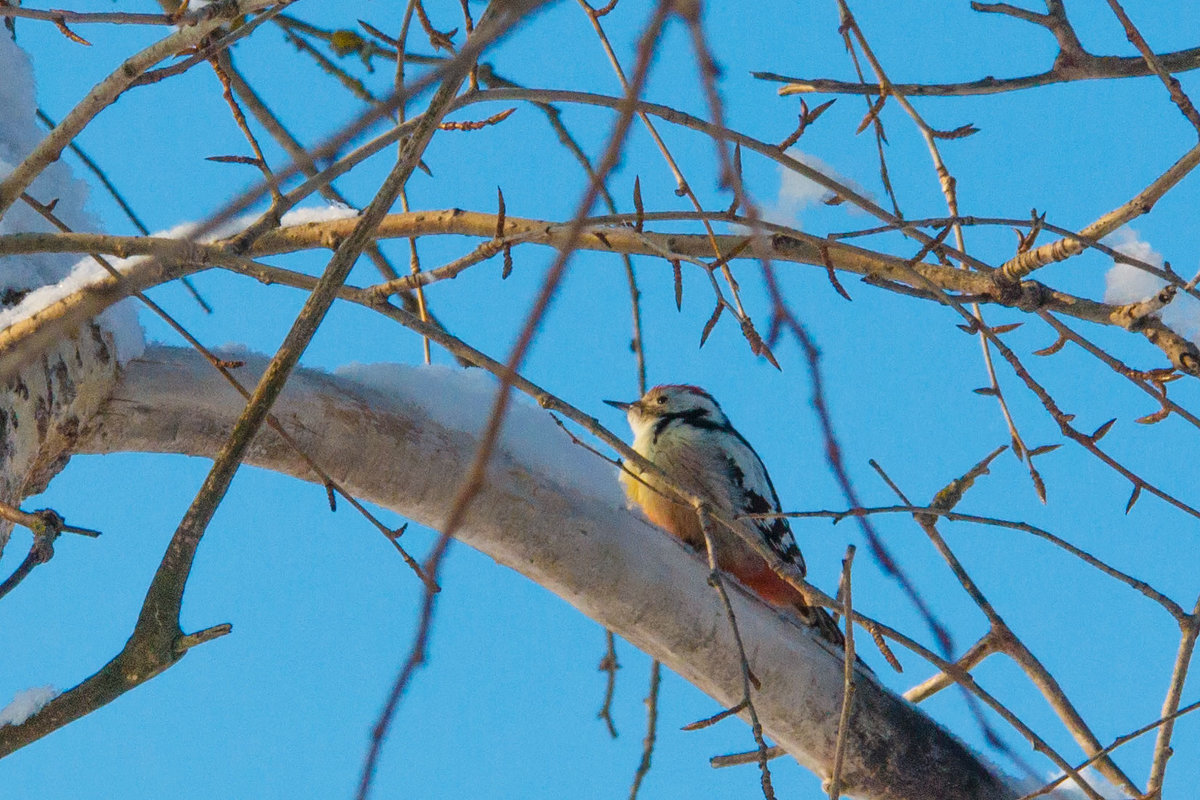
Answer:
736 563 868 667
793 597 873 671
793 596 847 649
801 601 874 673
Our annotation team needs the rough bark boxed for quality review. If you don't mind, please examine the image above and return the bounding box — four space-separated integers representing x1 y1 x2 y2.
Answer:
0 321 117 552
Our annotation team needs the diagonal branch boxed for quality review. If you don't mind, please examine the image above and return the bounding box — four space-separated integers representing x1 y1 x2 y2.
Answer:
55 345 1017 800
1104 0 1200 135
0 0 279 218
0 15 474 757
755 0 1200 100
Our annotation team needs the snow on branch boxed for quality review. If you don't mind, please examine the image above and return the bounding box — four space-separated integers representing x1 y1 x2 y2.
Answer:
70 346 1015 800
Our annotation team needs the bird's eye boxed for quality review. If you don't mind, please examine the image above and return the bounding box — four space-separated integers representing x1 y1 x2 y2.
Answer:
656 395 667 405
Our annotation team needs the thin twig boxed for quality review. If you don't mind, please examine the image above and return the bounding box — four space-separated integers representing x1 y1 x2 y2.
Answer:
1019 695 1200 800
749 503 1183 620
838 0 1037 493
827 545 857 799
1146 597 1200 796
709 746 785 769
598 630 620 738
0 7 175 25
695 504 776 800
0 510 62 600
874 448 1137 796
628 659 661 800
395 1 433 365
1104 0 1200 135
577 0 766 362
209 54 285 206
355 531 454 800
762 267 956 657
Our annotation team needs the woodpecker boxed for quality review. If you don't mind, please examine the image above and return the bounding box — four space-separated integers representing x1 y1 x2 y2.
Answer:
606 384 845 649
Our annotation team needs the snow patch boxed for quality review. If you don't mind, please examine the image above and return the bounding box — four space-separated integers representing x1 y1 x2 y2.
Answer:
0 253 146 364
1104 227 1200 343
336 362 623 503
279 203 359 226
0 35 96 291
1 33 143 362
1010 767 1126 799
0 686 58 727
0 203 362 365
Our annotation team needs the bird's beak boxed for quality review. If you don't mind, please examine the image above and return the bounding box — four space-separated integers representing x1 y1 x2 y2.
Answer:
604 399 634 412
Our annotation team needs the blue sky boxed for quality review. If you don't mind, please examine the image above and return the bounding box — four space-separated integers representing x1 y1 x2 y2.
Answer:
3 1 1200 798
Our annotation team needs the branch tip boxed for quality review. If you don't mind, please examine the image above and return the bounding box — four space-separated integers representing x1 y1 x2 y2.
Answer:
174 623 233 654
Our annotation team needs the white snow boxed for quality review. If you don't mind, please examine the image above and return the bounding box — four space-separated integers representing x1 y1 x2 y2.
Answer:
1011 766 1126 799
0 200 360 366
0 250 149 363
336 362 623 503
1104 227 1200 343
121 200 357 246
1104 228 1166 305
0 34 97 291
1 33 359 366
0 685 57 727
279 203 359 226
0 32 144 362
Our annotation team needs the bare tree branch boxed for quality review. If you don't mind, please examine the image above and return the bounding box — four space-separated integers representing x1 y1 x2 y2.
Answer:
755 0 1200 99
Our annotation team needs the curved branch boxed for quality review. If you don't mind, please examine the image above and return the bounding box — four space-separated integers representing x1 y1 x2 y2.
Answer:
754 47 1200 99
756 0 1200 99
1 346 1016 800
4 208 1197 382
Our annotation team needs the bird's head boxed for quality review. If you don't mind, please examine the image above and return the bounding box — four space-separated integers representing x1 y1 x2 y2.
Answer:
604 384 728 437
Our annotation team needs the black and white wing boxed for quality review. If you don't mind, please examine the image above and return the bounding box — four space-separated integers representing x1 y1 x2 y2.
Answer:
718 428 806 576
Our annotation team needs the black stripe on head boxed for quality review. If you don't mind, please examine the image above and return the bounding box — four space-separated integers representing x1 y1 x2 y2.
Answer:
650 407 733 443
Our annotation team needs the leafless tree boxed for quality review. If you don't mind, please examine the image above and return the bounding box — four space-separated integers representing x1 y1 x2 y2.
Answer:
2 2 1199 799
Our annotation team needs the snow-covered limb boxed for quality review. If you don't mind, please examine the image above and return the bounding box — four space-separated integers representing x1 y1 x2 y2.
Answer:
0 687 58 728
1105 228 1200 344
0 324 119 553
53 346 1013 800
5 208 1200 380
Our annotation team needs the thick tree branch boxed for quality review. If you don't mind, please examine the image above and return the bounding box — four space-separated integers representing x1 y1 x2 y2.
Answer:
0 345 1018 800
4 208 1198 383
